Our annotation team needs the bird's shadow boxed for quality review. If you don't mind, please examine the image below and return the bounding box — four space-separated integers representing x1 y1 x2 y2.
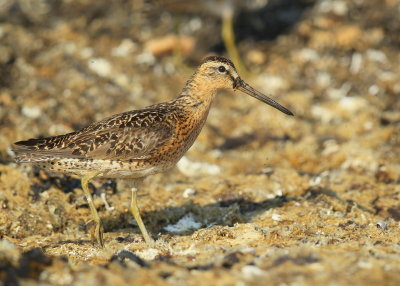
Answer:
101 184 375 240
102 195 289 239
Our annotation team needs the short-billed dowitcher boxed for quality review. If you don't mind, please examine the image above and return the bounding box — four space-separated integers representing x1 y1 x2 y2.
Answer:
13 56 293 247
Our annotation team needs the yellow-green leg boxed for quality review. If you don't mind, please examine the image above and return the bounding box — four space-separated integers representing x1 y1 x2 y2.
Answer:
81 171 104 247
129 181 154 246
222 11 247 76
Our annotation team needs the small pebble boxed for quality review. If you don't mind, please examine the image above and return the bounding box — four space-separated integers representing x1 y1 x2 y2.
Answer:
376 221 388 230
22 105 41 119
241 265 266 279
163 213 201 234
88 58 112 77
366 49 388 63
135 52 156 65
272 214 282 221
111 39 137 57
177 156 220 177
183 188 196 198
246 49 265 65
135 248 159 261
298 48 319 62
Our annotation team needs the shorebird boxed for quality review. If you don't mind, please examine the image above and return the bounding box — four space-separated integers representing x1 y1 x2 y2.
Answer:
13 56 293 247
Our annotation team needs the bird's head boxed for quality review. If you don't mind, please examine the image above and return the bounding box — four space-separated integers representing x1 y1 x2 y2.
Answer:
195 56 293 116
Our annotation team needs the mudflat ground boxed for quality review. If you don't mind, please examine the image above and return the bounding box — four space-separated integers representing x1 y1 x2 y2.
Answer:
0 0 399 285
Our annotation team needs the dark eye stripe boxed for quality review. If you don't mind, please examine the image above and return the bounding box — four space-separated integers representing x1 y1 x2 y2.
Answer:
228 72 236 86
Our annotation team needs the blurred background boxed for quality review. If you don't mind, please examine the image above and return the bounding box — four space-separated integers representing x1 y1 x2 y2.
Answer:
0 0 399 164
0 0 399 285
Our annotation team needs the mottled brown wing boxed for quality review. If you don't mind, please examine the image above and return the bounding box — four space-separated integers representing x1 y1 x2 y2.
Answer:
72 122 174 160
13 108 176 162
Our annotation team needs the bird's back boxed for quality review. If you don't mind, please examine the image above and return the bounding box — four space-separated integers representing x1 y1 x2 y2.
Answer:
13 104 177 164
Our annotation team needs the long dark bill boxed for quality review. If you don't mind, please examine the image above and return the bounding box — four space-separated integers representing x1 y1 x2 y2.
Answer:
235 79 294 116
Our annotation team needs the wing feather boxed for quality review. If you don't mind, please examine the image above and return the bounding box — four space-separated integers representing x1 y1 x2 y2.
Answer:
13 108 176 162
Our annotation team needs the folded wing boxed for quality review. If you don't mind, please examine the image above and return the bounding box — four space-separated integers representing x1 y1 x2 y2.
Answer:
13 109 176 163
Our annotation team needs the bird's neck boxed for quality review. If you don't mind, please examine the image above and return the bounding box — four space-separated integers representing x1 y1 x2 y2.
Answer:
176 75 217 108
166 77 216 154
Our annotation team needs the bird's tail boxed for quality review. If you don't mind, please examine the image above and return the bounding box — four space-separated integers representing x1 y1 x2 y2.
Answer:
13 138 62 163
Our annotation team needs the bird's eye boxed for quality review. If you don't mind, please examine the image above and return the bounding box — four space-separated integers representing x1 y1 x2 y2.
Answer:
218 66 226 73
